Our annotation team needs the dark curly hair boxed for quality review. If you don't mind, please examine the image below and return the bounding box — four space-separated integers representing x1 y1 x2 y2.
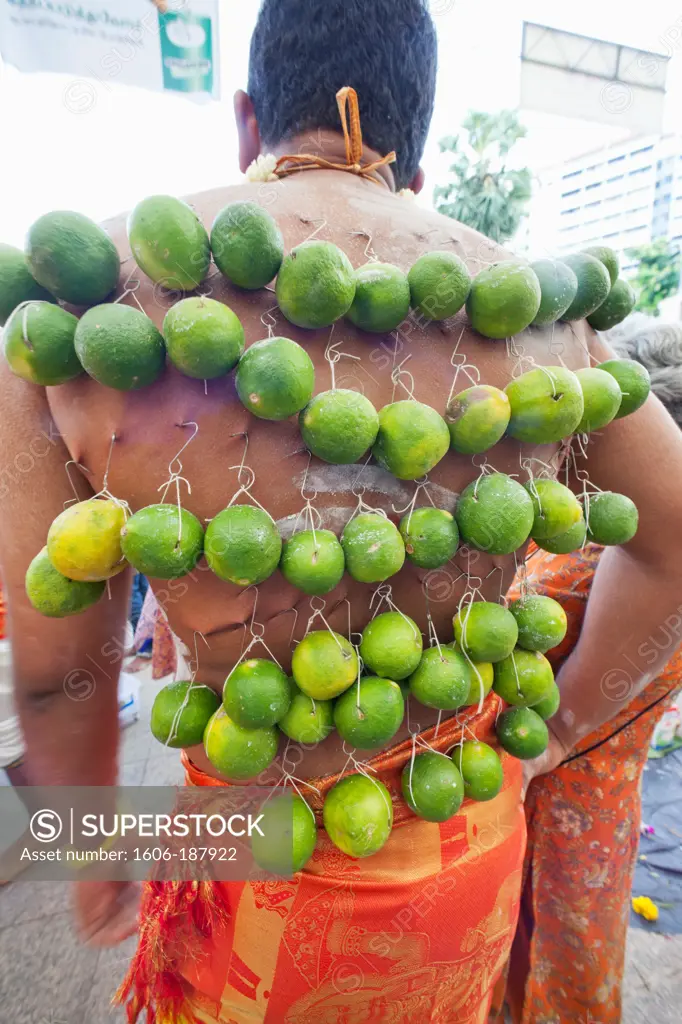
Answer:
247 0 438 189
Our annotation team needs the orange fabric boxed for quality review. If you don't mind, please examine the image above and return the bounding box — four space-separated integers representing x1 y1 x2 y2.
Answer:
491 542 681 1024
121 695 526 1024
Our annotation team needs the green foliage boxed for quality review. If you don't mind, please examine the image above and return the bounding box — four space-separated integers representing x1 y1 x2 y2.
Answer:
625 238 681 317
434 110 532 245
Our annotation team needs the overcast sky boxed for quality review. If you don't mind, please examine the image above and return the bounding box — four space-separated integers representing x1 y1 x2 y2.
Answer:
1 0 681 247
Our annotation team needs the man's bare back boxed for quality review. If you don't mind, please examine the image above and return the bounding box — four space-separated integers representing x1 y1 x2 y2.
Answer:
32 169 589 780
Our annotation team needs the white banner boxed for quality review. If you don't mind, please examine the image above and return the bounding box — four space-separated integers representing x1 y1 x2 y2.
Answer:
0 0 220 99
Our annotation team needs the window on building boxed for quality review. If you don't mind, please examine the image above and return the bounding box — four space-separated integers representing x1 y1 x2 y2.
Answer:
605 194 623 203
585 200 601 208
631 145 654 157
585 182 601 191
561 207 579 215
624 224 647 233
607 174 625 183
562 169 582 180
561 188 580 198
629 165 653 176
603 232 620 239
608 155 625 164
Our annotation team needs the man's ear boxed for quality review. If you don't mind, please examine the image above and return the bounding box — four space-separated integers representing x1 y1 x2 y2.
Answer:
408 167 425 194
234 90 261 174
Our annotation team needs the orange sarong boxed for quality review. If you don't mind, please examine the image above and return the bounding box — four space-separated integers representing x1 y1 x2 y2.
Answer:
491 543 682 1023
119 695 526 1024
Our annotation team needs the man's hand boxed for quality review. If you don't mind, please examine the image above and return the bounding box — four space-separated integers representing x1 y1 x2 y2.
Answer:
521 726 570 800
74 880 141 946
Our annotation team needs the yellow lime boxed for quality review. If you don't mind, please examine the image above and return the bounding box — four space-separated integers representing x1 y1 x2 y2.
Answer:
399 507 459 569
323 773 393 858
372 400 450 480
360 610 423 680
408 251 471 320
402 752 464 821
341 513 405 583
493 648 555 707
47 498 127 582
347 262 410 333
506 366 584 444
299 389 379 464
455 473 534 556
25 547 105 617
203 707 278 780
455 740 504 801
223 658 291 728
292 630 358 700
150 680 220 748
445 384 510 455
453 601 518 663
509 595 567 654
251 793 317 875
276 240 355 329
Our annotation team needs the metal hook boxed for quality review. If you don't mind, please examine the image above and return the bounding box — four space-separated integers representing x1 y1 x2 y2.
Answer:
168 421 199 477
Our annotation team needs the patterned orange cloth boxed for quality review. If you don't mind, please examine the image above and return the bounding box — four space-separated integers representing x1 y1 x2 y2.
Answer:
119 695 526 1024
491 543 681 1024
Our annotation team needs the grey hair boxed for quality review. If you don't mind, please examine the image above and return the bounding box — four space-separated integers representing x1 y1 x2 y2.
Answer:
604 313 682 428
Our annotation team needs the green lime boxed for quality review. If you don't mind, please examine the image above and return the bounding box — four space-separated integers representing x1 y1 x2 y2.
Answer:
74 303 165 390
299 389 379 464
453 601 518 663
496 706 549 759
456 473 534 556
575 367 623 432
120 504 204 579
210 201 283 289
3 301 81 385
278 679 334 743
586 491 638 545
402 752 464 821
461 656 494 706
399 507 459 569
292 630 358 700
408 645 471 710
25 546 105 617
251 793 317 875
509 595 567 653
532 681 561 720
323 773 393 858
223 658 291 728
598 358 651 418
587 279 635 332
26 210 119 306
333 677 404 749
163 296 244 379
466 260 541 339
0 243 54 325
204 505 282 586
150 680 220 748
445 384 510 455
204 707 278 780
561 253 611 320
341 513 405 583
530 259 578 326
236 336 314 420
127 194 210 291
408 251 470 321
360 610 423 680
346 262 410 332
583 245 619 287
536 516 587 555
47 498 127 582
505 366 584 443
525 478 583 540
372 400 450 480
280 529 344 595
455 740 504 801
493 648 555 707
276 240 355 329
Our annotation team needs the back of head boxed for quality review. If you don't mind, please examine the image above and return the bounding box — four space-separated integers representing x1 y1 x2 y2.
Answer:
248 0 438 189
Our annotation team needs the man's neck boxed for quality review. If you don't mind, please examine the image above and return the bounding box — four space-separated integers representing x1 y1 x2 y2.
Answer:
270 130 396 192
